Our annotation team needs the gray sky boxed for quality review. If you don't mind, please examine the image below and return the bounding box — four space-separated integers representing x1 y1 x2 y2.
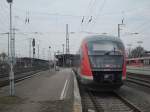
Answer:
0 0 150 59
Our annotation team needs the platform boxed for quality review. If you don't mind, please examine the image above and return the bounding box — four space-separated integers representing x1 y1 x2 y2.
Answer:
127 66 150 75
0 68 82 112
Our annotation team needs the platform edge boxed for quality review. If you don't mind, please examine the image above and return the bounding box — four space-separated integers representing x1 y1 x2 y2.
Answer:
72 70 82 112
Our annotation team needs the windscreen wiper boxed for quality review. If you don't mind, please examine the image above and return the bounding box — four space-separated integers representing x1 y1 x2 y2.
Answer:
104 50 114 55
104 50 121 55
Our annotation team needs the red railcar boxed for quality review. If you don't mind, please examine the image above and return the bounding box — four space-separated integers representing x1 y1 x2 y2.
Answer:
74 35 126 90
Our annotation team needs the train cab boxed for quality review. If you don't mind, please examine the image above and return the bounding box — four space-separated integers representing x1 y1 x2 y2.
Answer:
75 35 126 90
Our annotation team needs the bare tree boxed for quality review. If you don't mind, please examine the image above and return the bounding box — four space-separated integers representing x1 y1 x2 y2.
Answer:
129 46 145 58
0 52 7 62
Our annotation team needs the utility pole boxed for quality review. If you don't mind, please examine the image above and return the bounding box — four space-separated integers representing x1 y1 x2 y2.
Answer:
127 44 132 58
54 52 56 71
118 24 121 38
66 24 69 54
29 38 32 58
62 44 65 67
6 0 15 96
12 28 18 58
118 18 125 38
49 46 51 71
12 16 19 59
7 33 9 57
38 43 39 59
66 24 70 67
34 32 40 59
28 38 32 67
42 48 46 60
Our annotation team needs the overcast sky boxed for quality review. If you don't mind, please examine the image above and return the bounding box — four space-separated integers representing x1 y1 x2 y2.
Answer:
0 0 150 59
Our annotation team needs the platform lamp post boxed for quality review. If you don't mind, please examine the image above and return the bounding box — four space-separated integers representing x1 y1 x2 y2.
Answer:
6 0 15 96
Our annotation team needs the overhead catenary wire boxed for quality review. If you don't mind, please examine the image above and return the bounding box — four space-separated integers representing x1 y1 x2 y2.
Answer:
1 5 149 36
11 2 149 35
1 1 150 40
88 0 107 32
0 4 10 32
120 19 150 38
80 0 98 32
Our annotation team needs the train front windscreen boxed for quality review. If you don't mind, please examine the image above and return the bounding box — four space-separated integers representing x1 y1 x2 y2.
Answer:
87 40 124 70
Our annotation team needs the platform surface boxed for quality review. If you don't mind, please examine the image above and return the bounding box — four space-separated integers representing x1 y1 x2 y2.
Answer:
0 68 74 112
127 66 150 75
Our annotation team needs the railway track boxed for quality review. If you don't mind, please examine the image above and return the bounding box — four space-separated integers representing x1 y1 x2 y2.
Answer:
0 69 47 87
80 86 142 112
127 73 150 88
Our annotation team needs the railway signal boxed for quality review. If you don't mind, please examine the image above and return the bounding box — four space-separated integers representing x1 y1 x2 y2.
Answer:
33 48 35 55
32 38 36 58
32 38 35 47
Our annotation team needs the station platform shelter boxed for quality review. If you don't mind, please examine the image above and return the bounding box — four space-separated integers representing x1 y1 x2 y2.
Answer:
55 54 76 67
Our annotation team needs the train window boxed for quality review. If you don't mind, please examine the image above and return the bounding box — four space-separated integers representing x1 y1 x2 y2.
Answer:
88 40 123 54
92 43 116 51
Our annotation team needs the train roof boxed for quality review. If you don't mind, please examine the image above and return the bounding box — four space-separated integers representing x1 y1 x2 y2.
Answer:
84 35 123 43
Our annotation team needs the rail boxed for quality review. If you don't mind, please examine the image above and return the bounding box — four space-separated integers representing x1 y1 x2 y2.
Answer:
79 86 142 112
127 73 150 88
0 68 48 87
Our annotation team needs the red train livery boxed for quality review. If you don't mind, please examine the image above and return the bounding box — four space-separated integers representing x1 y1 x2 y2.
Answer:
73 35 126 90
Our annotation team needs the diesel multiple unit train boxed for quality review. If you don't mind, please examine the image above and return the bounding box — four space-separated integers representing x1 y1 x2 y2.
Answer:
73 35 126 90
